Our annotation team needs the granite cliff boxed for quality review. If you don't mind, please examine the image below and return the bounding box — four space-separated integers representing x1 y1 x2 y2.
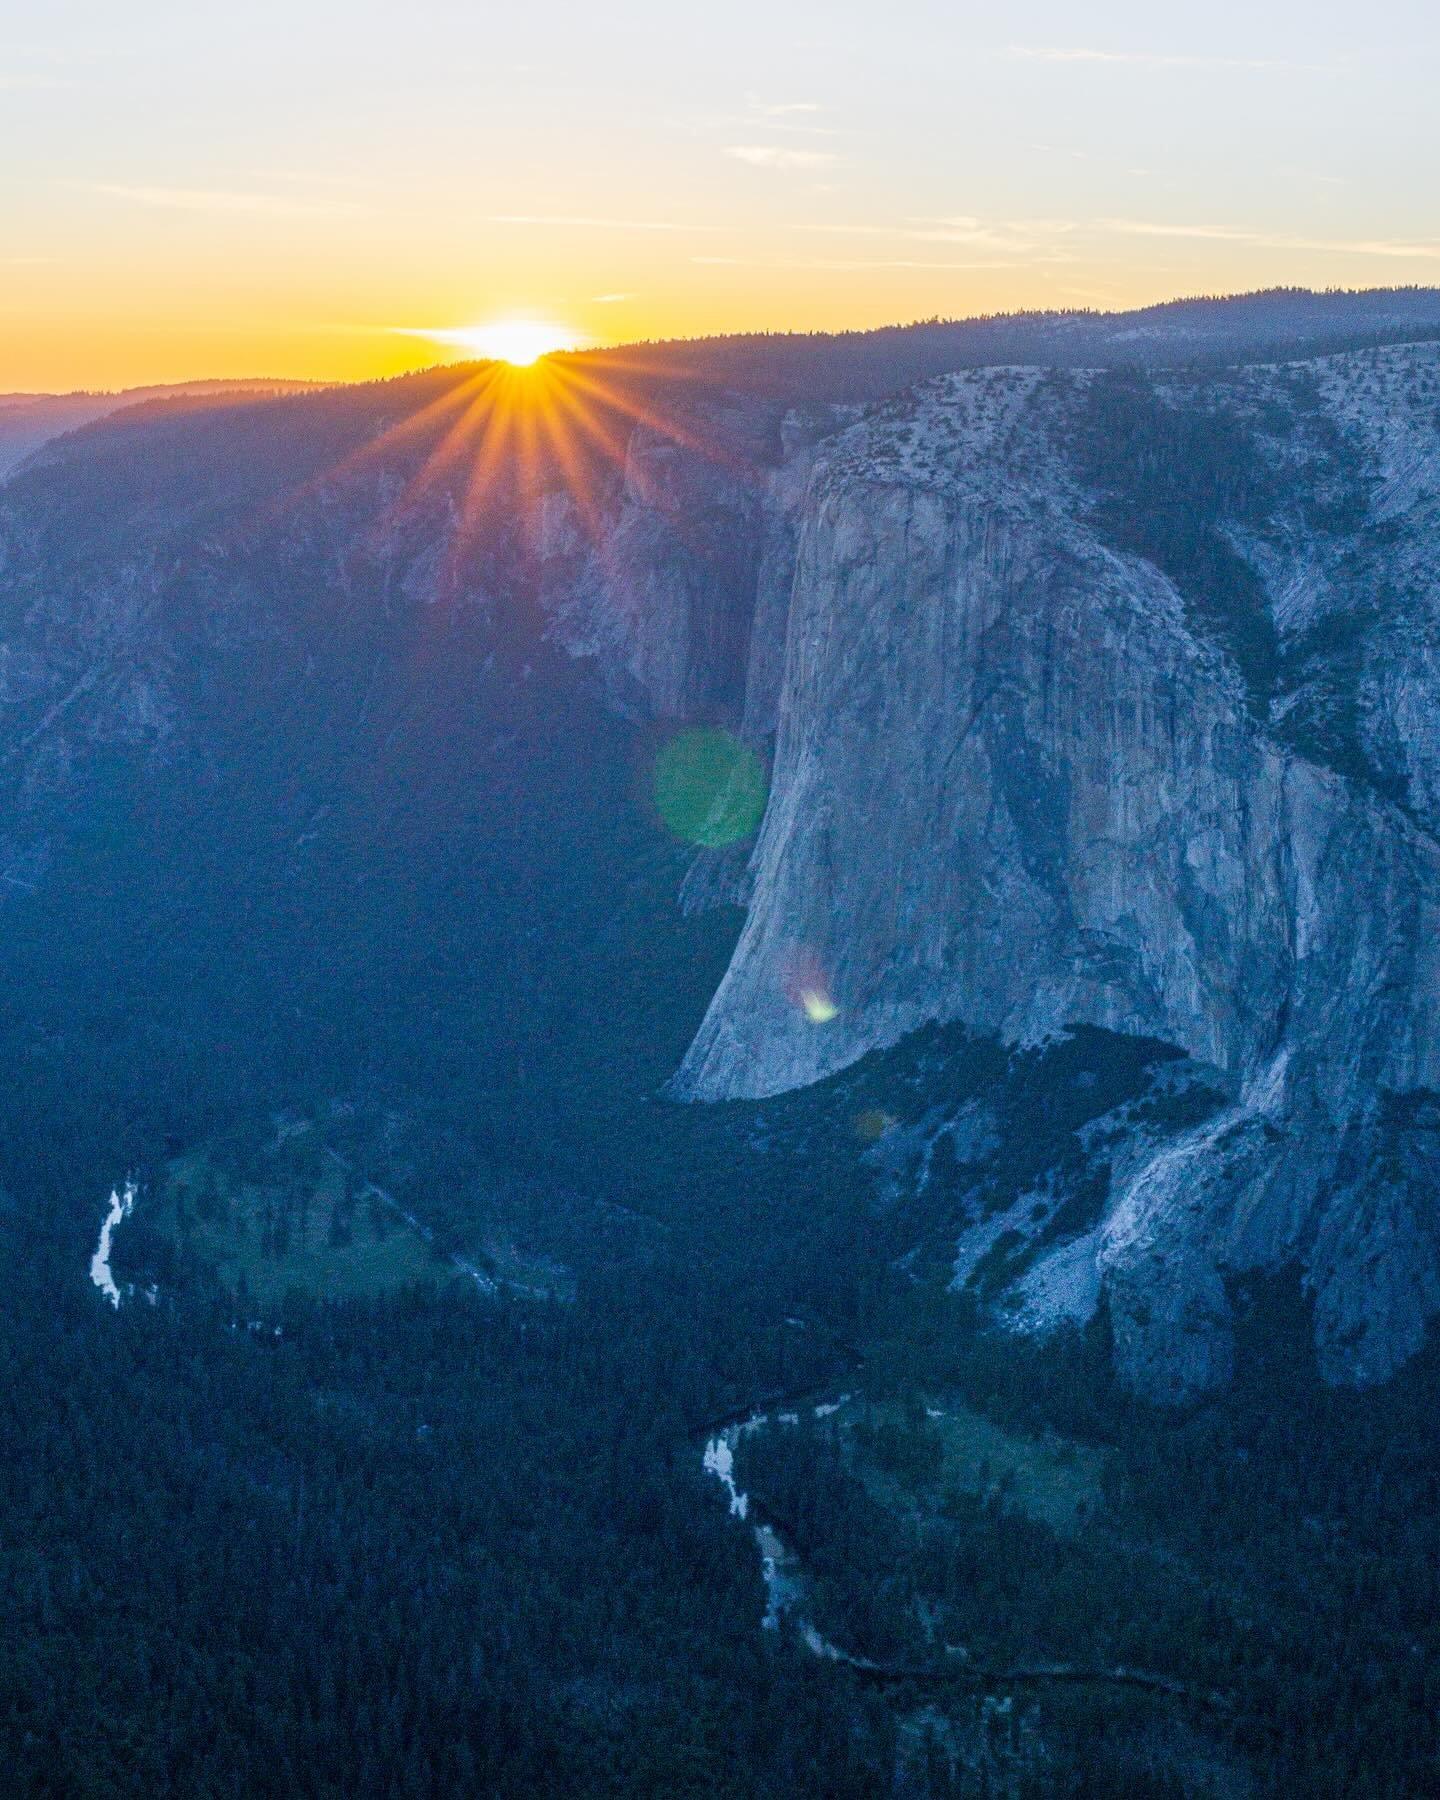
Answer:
657 349 1440 1397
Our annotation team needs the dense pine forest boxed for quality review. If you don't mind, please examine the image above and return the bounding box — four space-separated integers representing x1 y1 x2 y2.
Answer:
4 945 1440 1794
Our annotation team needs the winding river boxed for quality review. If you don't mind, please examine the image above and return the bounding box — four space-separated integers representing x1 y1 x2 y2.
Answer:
89 1180 136 1306
701 1398 853 1652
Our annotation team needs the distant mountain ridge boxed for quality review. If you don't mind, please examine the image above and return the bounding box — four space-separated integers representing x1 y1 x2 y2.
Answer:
574 284 1440 401
0 376 326 482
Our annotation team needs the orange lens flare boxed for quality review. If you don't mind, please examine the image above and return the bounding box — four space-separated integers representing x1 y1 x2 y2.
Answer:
271 350 750 663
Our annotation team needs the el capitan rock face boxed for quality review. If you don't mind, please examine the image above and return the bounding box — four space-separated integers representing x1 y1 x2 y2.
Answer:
667 350 1440 1395
7 304 1440 1397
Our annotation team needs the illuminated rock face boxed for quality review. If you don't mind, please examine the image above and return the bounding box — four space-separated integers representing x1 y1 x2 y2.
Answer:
668 350 1440 1395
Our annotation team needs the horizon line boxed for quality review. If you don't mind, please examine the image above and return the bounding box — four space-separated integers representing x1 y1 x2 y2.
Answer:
10 281 1440 399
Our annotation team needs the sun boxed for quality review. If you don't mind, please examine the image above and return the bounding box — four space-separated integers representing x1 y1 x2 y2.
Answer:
438 319 579 367
345 331 716 596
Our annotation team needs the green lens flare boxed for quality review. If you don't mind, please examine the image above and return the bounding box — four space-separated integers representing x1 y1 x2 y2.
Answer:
653 729 768 848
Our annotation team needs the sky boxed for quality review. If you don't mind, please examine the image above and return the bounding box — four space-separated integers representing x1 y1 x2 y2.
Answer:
2 0 1438 391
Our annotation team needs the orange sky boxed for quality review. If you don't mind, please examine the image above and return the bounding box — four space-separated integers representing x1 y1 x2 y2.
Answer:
12 230 1440 397
4 3 1438 393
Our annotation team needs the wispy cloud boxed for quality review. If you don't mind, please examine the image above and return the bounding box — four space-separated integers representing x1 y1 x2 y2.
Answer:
806 217 1002 246
263 168 374 190
590 292 634 303
800 216 1077 257
724 145 839 171
1004 44 1338 72
91 183 366 219
793 211 1440 266
1100 217 1440 258
694 252 1011 273
748 98 824 117
385 323 588 351
1023 142 1153 177
787 258 1015 272
492 213 711 232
